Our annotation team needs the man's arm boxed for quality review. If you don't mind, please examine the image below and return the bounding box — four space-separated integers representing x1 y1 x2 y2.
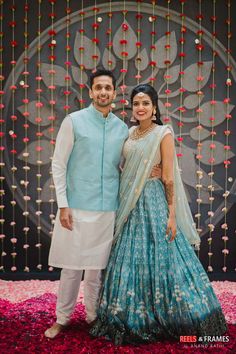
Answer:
52 116 74 230
149 164 162 178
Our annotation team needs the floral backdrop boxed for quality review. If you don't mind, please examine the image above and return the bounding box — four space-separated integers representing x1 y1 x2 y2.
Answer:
0 0 236 274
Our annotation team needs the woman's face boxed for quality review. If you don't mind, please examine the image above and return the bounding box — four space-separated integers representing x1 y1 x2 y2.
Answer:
132 93 155 122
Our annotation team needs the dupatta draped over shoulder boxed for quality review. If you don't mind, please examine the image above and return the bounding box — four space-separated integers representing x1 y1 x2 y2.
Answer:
114 125 201 249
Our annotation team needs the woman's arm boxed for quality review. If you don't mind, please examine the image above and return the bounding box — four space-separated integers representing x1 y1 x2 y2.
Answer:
160 133 177 241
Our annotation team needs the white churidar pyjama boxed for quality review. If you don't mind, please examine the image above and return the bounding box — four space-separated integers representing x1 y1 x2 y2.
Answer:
56 268 102 325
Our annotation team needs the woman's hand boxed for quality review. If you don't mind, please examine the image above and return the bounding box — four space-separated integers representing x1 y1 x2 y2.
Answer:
165 216 177 242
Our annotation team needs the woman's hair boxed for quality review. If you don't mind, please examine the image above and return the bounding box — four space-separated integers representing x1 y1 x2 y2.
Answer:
130 84 163 125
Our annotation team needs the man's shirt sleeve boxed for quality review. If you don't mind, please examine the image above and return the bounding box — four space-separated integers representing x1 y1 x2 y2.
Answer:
51 116 74 208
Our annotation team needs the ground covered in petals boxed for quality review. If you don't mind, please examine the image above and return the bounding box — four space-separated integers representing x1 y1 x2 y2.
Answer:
0 280 235 353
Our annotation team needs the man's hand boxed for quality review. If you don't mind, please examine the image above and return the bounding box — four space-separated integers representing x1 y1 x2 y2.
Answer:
59 207 73 231
149 164 162 178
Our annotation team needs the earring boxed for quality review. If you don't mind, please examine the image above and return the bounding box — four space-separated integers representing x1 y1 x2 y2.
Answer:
130 115 137 122
152 108 156 121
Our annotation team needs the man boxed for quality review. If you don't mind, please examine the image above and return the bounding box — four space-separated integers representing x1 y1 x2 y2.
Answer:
45 69 160 338
45 69 129 338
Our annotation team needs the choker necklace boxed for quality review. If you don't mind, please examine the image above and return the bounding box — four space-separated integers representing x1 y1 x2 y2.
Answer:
130 123 156 140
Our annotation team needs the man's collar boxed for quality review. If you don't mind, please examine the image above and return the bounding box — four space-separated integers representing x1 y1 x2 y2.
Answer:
89 103 113 120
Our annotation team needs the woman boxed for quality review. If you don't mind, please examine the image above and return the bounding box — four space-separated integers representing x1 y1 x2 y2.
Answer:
90 84 227 345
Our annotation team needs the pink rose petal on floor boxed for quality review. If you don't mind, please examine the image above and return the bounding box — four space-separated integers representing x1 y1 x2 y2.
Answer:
0 280 235 352
0 279 84 303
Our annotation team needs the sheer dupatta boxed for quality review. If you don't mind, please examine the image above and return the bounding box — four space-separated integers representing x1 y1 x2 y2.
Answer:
114 125 201 249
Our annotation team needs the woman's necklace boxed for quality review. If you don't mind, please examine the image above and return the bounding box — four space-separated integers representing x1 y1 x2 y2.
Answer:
130 122 156 140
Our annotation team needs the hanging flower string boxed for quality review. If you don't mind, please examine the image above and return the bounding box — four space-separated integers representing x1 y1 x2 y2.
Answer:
0 0 5 271
107 0 112 71
21 0 30 272
207 0 217 273
46 0 57 271
119 0 128 121
163 0 171 127
106 1 115 112
149 0 156 85
9 0 17 272
64 0 71 113
34 0 43 272
195 0 203 239
176 0 186 169
92 1 99 72
221 0 232 272
135 0 142 85
79 0 85 109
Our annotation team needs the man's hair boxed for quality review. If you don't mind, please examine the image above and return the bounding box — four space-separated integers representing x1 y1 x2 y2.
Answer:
89 69 116 89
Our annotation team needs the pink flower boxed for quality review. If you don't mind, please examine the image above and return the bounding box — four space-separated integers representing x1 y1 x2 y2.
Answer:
35 102 43 108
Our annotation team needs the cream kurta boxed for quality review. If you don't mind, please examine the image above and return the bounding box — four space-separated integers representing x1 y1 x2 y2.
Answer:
49 117 115 270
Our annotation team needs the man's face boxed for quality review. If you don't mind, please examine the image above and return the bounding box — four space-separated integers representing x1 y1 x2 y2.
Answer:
89 75 116 109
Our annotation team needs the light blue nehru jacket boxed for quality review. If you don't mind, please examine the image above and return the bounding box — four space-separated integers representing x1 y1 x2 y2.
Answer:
66 104 129 211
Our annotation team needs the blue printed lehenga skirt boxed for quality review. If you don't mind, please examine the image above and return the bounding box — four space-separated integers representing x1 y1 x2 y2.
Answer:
90 179 227 345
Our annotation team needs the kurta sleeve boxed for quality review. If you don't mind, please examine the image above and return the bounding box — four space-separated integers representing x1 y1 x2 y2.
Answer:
52 115 74 208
